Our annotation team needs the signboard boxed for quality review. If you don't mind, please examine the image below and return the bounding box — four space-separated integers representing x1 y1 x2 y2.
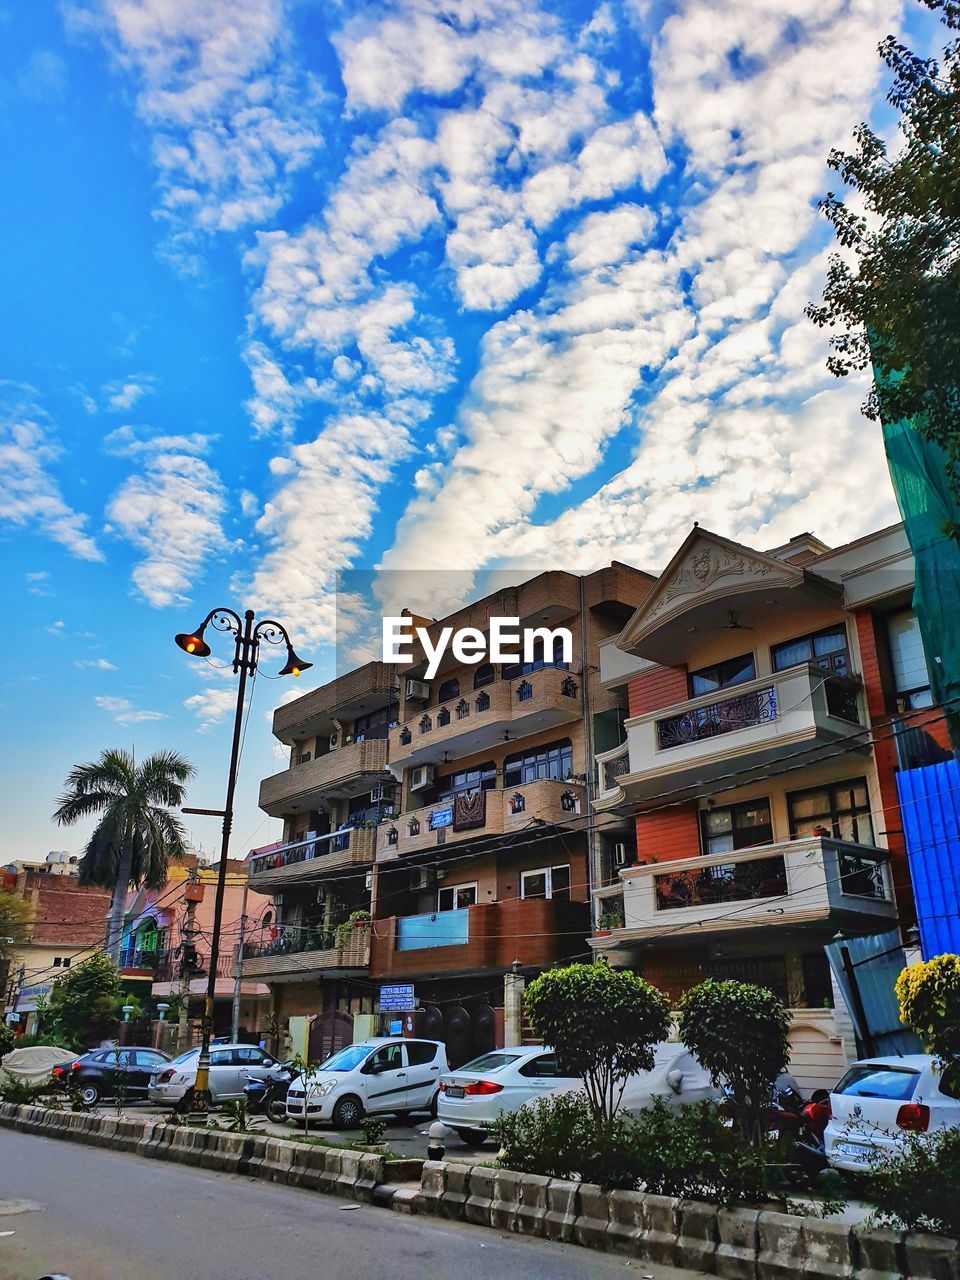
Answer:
429 805 453 830
379 983 416 1012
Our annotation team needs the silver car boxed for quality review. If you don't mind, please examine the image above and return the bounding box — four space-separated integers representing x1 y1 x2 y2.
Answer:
148 1043 279 1105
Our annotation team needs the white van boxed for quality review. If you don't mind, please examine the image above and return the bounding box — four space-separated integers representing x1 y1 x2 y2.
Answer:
286 1038 448 1129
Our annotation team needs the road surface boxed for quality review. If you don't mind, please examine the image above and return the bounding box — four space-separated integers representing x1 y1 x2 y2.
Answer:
0 1128 710 1280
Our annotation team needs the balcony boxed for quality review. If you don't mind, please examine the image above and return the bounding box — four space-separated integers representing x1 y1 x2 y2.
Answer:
596 665 867 810
369 897 590 979
118 947 168 976
376 779 584 859
271 660 398 745
259 738 389 816
242 929 370 980
590 836 896 952
248 827 377 889
389 666 582 771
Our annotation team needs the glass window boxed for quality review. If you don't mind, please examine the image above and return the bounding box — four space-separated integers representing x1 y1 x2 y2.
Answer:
503 740 573 789
887 610 933 709
209 1050 232 1067
437 882 477 912
772 626 848 676
353 703 398 741
458 1052 522 1073
405 1041 438 1066
135 1050 169 1067
502 634 569 680
437 677 460 703
519 1053 573 1079
236 1047 266 1064
788 778 874 844
701 800 773 855
173 1049 200 1066
520 865 571 900
474 663 495 688
318 1045 371 1072
689 653 756 698
439 763 496 800
551 864 571 899
365 1044 403 1073
833 1065 919 1101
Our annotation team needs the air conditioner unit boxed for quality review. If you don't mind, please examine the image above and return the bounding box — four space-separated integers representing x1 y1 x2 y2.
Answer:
299 751 312 764
372 782 397 804
328 733 340 750
415 867 437 891
409 764 435 792
613 842 629 868
364 871 373 891
405 678 430 702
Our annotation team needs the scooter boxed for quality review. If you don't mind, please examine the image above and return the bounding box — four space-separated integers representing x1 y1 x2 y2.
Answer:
243 1062 297 1124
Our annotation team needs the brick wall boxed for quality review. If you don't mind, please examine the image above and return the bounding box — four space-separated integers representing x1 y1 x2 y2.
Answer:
634 805 701 863
21 874 112 946
627 665 688 718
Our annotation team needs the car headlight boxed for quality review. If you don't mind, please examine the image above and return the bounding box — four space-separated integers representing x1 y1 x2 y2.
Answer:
306 1080 336 1099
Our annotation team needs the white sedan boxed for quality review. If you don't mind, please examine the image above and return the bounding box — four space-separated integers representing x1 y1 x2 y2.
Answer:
825 1054 960 1173
437 1042 719 1146
148 1043 280 1105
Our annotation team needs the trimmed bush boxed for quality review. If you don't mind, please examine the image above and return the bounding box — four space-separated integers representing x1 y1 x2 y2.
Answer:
865 1126 960 1237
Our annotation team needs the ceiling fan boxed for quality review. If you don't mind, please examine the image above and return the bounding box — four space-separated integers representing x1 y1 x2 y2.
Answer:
706 610 755 632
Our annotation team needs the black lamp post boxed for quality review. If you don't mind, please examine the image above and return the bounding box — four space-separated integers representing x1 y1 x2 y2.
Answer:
174 607 310 1108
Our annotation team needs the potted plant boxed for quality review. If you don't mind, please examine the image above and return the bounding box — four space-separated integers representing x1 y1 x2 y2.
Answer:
334 910 372 953
595 903 624 934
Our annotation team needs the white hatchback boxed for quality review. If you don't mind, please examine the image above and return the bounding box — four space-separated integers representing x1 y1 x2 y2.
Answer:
286 1038 447 1129
825 1054 960 1173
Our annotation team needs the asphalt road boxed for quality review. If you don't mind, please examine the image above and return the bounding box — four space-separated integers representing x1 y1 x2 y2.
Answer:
0 1128 713 1280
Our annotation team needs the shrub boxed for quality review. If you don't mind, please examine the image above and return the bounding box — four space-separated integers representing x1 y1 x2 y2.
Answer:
678 979 790 1149
492 1091 598 1181
896 955 960 1087
359 1115 387 1145
626 1099 765 1203
524 962 671 1127
0 1075 51 1106
865 1127 960 1237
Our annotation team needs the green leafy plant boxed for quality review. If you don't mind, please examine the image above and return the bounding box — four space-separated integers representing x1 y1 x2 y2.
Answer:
678 979 790 1151
359 1114 387 1145
0 1075 51 1106
215 1099 261 1133
524 961 671 1128
334 910 372 953
597 905 624 931
45 952 123 1049
0 1022 14 1059
492 1091 598 1181
865 1126 960 1237
896 954 960 1088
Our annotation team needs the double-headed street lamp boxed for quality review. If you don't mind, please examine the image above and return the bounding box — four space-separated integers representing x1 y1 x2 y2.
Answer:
174 607 311 1109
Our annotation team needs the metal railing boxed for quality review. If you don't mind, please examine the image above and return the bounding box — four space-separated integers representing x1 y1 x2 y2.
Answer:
654 854 789 911
656 685 779 749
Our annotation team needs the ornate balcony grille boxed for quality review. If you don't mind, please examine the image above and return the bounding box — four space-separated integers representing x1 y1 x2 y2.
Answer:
455 699 470 720
476 691 490 711
516 680 533 702
602 749 629 790
654 854 788 911
656 685 778 750
437 706 451 727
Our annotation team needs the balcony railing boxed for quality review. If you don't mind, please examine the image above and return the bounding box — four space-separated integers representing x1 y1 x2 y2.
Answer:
654 854 788 911
259 737 389 815
118 947 168 971
242 928 370 977
248 826 377 884
601 745 629 791
656 685 779 749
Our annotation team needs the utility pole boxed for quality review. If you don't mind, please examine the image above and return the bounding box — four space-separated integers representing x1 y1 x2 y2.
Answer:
231 882 248 1043
177 873 203 1055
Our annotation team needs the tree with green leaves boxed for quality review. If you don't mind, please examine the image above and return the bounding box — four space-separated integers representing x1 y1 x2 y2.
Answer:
52 748 194 961
46 953 123 1049
677 979 790 1150
896 954 960 1087
524 961 671 1128
0 887 32 987
808 0 960 514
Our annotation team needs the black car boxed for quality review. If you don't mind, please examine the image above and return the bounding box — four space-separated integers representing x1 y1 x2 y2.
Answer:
53 1047 172 1106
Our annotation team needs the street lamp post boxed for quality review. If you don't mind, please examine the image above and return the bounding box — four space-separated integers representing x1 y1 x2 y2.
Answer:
174 606 310 1110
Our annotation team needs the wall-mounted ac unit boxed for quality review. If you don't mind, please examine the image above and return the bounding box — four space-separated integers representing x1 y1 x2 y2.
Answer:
613 842 629 868
409 764 435 792
405 678 430 702
364 871 373 892
328 733 340 750
415 867 437 891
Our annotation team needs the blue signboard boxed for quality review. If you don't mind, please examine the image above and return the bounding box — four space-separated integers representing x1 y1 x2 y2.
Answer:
429 805 453 830
379 983 416 1012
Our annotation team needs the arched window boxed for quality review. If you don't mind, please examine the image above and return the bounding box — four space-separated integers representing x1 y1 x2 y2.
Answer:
474 663 495 689
438 677 460 703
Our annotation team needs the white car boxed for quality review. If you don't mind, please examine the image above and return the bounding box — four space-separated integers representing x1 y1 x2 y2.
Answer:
438 1042 720 1146
286 1037 447 1129
148 1043 280 1105
825 1054 960 1173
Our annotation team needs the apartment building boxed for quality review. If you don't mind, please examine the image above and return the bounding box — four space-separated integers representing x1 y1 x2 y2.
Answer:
368 566 652 1065
591 522 948 1089
245 661 400 1057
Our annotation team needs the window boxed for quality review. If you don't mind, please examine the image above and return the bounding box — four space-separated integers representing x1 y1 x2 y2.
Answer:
353 703 398 741
365 1044 403 1073
834 1065 919 1101
459 1052 521 1073
405 1041 438 1066
62 957 71 967
519 1053 572 1079
502 633 569 680
701 799 773 855
503 739 573 789
439 763 496 800
520 865 571 900
135 1050 169 1068
236 1047 267 1064
210 1050 232 1067
437 882 478 912
437 677 460 703
689 653 756 698
788 778 874 844
772 625 849 676
474 663 495 688
887 610 933 709
53 957 62 967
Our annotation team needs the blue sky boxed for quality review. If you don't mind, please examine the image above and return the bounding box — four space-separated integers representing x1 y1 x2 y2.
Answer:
0 0 932 863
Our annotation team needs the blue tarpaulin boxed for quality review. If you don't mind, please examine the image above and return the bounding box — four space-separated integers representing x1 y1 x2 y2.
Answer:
825 930 922 1057
896 758 960 957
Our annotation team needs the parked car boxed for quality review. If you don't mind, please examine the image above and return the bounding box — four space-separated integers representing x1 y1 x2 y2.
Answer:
438 1042 721 1146
148 1043 280 1105
824 1054 960 1173
0 1044 76 1086
286 1038 447 1129
53 1046 172 1106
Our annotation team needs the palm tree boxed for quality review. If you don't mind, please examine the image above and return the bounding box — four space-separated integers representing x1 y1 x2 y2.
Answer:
53 748 195 962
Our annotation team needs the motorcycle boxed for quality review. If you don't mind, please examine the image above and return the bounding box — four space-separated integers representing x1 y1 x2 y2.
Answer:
722 1077 828 1178
243 1061 297 1124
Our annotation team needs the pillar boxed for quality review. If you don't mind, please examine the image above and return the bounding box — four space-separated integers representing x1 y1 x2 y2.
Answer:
504 960 525 1047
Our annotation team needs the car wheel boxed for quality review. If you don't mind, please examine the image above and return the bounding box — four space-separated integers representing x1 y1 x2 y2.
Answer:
454 1128 488 1148
332 1095 364 1129
267 1099 289 1124
80 1083 101 1107
429 1091 439 1119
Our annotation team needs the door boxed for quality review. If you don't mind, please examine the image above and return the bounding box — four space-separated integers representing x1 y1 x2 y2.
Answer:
101 1048 135 1098
209 1047 242 1099
235 1045 276 1086
130 1050 169 1096
359 1042 408 1114
516 1051 580 1104
308 1010 354 1062
403 1040 442 1109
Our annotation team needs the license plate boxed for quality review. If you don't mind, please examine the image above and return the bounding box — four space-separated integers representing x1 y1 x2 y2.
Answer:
834 1141 871 1161
445 1085 465 1099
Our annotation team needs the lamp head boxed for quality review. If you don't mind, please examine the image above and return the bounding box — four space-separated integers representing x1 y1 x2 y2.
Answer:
175 625 211 658
279 648 312 678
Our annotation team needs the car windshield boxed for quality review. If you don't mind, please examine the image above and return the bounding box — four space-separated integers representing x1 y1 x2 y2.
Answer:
834 1065 920 1101
457 1052 522 1074
315 1045 374 1072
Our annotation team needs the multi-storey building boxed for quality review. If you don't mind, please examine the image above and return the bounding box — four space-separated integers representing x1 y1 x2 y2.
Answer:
245 661 399 1058
591 523 948 1089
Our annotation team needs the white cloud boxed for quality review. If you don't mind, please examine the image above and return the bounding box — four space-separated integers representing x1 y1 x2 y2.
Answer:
17 50 68 103
105 429 227 606
184 686 237 732
95 695 167 725
103 374 156 412
46 620 66 636
0 385 103 562
75 658 118 670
